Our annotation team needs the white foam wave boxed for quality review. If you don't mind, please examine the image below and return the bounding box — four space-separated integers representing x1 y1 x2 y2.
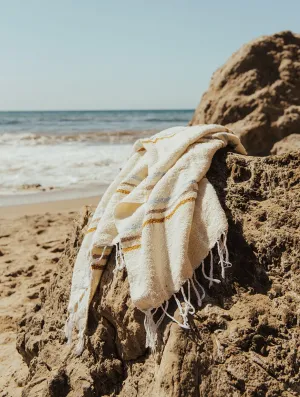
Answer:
0 130 154 146
0 141 132 196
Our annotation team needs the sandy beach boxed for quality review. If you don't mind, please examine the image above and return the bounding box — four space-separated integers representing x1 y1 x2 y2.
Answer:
0 111 193 396
0 196 99 396
0 1 299 392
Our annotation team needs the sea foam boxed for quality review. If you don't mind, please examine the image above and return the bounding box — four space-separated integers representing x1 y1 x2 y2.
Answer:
0 140 132 200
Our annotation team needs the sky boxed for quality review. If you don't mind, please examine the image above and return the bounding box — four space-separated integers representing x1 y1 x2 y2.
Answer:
0 0 299 111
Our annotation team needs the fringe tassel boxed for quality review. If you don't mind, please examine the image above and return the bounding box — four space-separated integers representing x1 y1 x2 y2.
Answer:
144 301 169 350
93 246 108 265
209 250 214 287
201 251 221 288
191 272 205 306
67 232 231 353
161 274 205 332
144 273 205 351
114 240 126 273
143 232 231 351
217 232 231 279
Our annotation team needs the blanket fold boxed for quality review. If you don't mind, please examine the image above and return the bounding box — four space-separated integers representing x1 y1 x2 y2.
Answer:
66 124 246 353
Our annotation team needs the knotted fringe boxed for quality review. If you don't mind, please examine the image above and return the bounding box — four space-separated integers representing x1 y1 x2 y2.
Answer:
142 232 231 351
114 240 126 273
144 301 169 351
66 233 231 354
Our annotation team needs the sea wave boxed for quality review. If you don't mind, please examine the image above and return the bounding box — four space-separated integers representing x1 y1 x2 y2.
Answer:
0 130 157 146
0 120 22 125
0 140 132 195
0 110 194 136
55 117 94 122
144 117 189 123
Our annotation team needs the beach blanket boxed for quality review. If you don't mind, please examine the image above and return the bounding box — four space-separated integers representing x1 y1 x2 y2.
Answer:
65 124 247 353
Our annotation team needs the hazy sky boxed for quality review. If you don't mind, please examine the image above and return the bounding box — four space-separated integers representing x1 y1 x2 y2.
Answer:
0 1 299 110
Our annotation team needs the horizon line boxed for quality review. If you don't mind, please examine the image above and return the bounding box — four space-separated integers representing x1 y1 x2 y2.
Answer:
0 108 195 112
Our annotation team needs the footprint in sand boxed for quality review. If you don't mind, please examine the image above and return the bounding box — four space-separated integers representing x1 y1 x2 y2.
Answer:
37 229 46 235
5 269 24 278
0 234 10 239
50 246 64 253
41 245 51 250
27 292 39 300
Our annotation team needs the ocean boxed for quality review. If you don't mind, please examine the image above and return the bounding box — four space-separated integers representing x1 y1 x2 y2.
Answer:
0 110 194 205
0 110 193 135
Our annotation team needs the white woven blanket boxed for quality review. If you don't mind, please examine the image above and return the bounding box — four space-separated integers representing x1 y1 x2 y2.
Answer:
66 124 246 353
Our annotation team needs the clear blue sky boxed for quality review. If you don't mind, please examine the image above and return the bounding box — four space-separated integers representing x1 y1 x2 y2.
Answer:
0 0 299 110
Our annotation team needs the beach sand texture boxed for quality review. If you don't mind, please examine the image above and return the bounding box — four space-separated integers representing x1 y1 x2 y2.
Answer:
14 151 300 397
0 197 98 396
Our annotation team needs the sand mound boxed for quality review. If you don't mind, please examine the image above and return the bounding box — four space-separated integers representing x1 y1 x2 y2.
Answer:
189 31 300 155
271 133 300 155
17 151 300 397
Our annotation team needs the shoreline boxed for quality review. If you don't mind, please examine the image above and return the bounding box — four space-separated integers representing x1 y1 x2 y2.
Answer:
0 195 100 218
0 185 107 208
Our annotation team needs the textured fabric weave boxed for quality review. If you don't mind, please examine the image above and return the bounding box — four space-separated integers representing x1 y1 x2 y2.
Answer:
66 124 246 353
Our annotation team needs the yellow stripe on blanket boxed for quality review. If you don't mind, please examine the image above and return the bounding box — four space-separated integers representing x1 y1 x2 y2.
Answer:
141 132 177 144
86 227 97 234
116 189 130 194
121 235 141 243
122 244 141 252
142 197 196 227
120 182 137 188
92 246 110 255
